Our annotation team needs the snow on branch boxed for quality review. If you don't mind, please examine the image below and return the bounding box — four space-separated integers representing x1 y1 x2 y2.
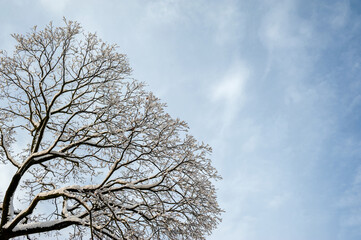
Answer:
0 20 222 240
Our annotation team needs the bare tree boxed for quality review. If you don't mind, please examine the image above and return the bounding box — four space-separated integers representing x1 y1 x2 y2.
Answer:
0 20 222 239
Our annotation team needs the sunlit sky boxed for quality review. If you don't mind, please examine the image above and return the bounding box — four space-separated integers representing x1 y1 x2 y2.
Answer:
1 0 361 239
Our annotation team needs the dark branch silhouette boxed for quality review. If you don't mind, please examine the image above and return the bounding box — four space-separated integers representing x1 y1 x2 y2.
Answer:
0 20 222 240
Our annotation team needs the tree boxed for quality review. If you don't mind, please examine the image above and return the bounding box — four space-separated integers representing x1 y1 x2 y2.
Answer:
0 20 222 239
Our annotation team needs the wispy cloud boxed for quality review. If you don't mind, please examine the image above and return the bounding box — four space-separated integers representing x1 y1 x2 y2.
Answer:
1 1 361 239
211 60 250 127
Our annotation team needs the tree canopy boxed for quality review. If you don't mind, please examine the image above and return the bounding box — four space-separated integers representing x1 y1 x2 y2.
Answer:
0 20 222 239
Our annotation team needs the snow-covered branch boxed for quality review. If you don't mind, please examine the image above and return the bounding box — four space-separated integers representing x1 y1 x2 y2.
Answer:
0 20 222 239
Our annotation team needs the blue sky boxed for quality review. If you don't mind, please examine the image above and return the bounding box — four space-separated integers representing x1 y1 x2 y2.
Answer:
1 0 361 239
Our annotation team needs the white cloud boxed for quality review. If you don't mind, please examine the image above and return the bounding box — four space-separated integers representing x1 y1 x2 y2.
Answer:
211 60 250 130
1 1 359 239
212 61 249 104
